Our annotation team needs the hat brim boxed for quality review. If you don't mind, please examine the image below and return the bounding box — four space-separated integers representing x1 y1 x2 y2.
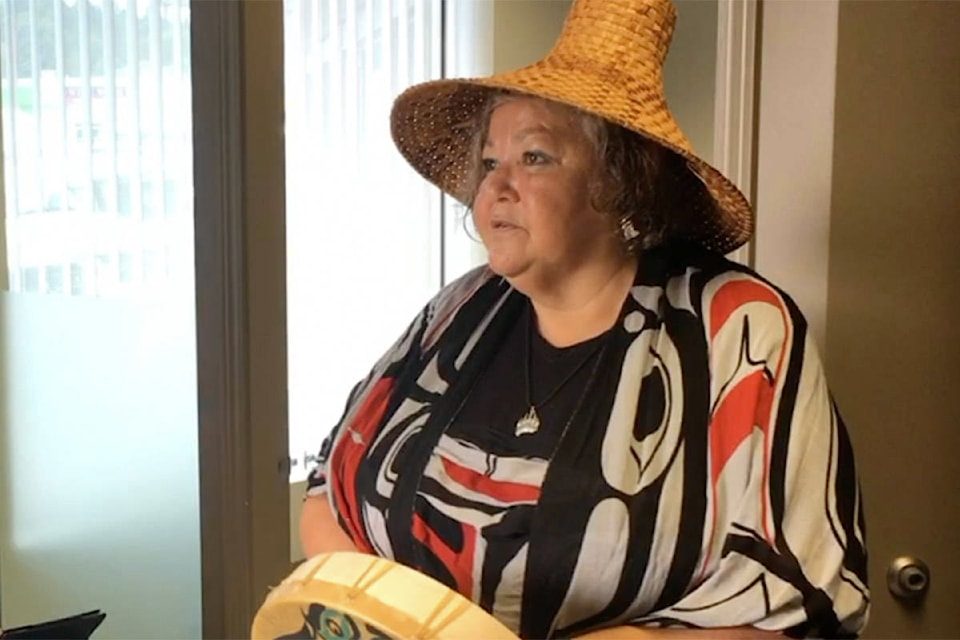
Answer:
390 67 753 255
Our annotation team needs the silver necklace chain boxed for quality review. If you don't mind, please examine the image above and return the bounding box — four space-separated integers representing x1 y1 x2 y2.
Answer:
515 305 606 437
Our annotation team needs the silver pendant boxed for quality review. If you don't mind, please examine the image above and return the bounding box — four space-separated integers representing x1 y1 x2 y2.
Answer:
515 406 541 436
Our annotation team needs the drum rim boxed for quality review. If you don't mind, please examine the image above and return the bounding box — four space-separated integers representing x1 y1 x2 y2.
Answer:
252 552 519 640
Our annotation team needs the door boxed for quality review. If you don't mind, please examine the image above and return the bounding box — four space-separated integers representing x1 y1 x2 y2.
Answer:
826 1 960 636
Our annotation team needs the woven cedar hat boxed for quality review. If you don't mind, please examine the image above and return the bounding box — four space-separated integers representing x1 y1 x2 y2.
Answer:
390 0 753 254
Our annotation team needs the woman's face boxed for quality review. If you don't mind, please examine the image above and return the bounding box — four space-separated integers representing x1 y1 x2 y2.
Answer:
472 97 621 291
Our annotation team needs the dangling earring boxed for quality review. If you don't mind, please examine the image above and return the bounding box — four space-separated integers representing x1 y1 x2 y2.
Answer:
619 216 640 242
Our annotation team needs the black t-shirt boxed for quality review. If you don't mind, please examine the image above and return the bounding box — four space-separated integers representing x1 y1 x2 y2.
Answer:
445 303 608 459
419 302 609 611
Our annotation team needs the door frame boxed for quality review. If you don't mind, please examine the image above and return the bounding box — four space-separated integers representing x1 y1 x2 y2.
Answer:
713 0 760 268
192 1 289 637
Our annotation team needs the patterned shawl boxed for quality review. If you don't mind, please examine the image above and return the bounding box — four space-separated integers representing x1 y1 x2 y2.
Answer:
310 242 869 638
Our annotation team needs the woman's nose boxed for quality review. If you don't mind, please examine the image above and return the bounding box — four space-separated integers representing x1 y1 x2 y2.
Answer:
484 165 518 200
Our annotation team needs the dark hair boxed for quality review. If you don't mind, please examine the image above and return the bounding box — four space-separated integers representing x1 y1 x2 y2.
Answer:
465 92 712 253
590 123 709 252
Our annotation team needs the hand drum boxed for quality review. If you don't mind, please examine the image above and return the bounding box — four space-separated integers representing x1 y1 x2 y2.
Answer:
252 552 519 640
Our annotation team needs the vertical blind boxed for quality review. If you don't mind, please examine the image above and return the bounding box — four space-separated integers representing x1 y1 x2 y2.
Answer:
284 0 449 480
0 0 192 299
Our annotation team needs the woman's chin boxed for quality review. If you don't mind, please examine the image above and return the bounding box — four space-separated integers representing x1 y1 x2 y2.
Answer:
486 256 528 281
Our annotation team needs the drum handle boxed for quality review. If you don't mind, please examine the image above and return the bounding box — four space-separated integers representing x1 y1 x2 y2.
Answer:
414 590 473 640
346 559 395 600
331 555 477 640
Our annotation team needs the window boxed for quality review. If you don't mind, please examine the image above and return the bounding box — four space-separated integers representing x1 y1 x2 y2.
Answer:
0 0 193 300
284 0 492 480
20 265 38 292
70 262 85 295
118 251 134 284
43 264 63 294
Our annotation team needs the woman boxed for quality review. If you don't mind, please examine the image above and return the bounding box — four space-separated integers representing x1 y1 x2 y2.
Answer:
300 0 869 638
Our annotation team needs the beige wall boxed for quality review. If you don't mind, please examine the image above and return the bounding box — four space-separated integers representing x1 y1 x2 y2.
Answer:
664 0 718 162
492 0 572 73
290 480 306 561
491 0 717 160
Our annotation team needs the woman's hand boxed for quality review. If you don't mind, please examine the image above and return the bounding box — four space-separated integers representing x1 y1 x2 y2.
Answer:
299 494 360 557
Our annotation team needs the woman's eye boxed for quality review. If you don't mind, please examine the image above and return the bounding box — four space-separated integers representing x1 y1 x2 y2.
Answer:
522 150 549 165
481 158 498 172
